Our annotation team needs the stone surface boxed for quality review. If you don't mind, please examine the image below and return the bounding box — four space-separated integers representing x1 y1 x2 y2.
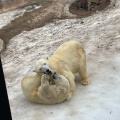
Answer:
0 39 4 54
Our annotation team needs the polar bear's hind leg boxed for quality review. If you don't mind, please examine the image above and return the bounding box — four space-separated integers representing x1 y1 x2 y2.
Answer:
78 60 90 85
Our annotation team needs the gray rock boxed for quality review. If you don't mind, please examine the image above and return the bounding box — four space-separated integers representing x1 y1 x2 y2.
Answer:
0 39 4 54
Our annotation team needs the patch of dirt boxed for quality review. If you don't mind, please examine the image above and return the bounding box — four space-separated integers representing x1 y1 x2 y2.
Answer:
69 0 110 17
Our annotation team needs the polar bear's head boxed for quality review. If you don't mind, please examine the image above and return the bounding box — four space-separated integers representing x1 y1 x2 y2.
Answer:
34 58 52 75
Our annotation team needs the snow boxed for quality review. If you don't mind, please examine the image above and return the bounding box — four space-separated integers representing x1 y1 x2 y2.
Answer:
1 0 120 120
0 10 19 28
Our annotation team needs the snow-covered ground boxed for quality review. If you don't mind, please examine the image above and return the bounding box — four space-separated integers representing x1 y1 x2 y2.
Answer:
1 0 120 120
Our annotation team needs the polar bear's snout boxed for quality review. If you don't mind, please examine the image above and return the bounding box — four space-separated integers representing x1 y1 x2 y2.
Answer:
39 64 52 75
53 72 60 80
45 69 52 75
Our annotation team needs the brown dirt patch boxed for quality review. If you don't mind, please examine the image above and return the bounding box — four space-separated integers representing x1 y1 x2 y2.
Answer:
69 0 110 17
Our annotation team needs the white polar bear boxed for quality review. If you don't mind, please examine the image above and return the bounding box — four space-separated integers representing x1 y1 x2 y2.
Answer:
21 72 70 104
35 40 90 99
21 40 89 104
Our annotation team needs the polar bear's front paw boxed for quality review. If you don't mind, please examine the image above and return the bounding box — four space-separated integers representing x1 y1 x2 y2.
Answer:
66 93 72 100
41 74 49 81
81 78 90 85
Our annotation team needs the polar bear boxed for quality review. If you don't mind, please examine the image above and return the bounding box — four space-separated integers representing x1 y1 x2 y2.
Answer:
35 40 89 99
21 72 70 104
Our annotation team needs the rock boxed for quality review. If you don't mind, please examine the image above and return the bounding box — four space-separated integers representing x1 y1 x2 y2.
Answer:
0 39 4 54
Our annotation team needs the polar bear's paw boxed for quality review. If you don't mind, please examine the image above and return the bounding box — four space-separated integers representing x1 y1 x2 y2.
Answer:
42 74 50 80
67 93 72 100
41 74 50 84
81 78 90 85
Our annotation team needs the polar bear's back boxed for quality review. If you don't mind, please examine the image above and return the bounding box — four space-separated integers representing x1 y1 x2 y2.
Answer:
49 40 86 73
53 40 85 56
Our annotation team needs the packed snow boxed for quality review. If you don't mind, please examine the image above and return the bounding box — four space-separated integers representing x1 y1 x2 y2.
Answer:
1 0 120 120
